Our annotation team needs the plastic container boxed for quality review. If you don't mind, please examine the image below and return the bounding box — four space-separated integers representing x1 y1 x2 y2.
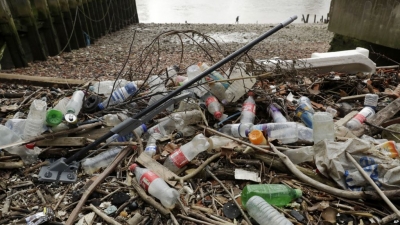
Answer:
219 123 252 138
250 122 298 144
81 147 123 174
248 130 267 145
209 82 228 105
345 107 375 130
130 164 179 208
312 112 335 144
268 104 287 123
106 124 147 143
364 94 379 110
240 92 256 124
201 92 224 120
198 62 229 89
246 196 293 225
23 99 47 140
91 79 128 97
241 184 302 208
144 133 163 157
98 82 138 110
163 134 210 173
46 109 63 127
224 64 256 102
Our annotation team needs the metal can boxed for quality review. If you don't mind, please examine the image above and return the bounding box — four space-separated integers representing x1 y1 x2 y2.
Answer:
295 103 314 128
25 207 54 225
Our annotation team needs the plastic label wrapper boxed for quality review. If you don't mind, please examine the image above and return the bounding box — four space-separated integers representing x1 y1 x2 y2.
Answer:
315 138 400 191
25 207 54 225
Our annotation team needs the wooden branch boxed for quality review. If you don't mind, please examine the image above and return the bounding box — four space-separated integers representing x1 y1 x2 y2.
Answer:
366 98 400 135
0 160 24 169
88 204 122 225
65 147 132 225
0 72 84 88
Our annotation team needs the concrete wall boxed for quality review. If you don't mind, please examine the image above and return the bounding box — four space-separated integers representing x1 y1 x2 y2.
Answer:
328 0 400 50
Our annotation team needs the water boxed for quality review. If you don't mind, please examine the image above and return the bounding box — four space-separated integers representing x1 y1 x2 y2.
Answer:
136 0 331 24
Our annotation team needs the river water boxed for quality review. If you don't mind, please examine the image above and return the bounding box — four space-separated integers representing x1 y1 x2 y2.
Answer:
136 0 331 24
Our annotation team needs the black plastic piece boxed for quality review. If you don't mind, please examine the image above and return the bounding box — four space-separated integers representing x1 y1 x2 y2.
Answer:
83 95 102 113
223 201 241 219
111 191 130 206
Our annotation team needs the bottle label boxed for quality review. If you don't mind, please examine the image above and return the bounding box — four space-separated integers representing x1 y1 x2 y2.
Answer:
140 171 159 191
231 124 240 137
242 102 256 114
353 114 366 123
170 148 189 168
148 124 162 134
205 96 218 107
145 146 157 154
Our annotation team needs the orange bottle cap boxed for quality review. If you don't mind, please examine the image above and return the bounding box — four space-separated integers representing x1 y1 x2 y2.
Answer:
248 130 266 145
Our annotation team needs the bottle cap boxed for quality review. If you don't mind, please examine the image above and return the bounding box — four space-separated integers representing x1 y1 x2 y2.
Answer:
294 189 302 198
46 109 63 127
247 91 254 97
64 113 78 124
214 111 222 119
129 163 138 171
248 130 266 145
25 142 35 149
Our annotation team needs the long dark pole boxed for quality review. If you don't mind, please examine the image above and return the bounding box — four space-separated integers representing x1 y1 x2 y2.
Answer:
65 15 298 164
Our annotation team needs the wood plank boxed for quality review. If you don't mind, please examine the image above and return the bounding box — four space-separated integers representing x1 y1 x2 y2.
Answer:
36 137 87 146
0 72 84 87
136 152 177 186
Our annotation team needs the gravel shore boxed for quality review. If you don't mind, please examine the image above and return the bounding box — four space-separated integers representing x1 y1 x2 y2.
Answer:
4 23 334 80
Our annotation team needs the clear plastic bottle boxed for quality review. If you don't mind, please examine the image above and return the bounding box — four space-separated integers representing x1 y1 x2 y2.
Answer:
64 90 85 124
144 133 163 157
5 143 41 165
103 113 129 127
297 125 313 143
364 94 379 110
165 110 203 127
98 82 138 110
207 135 232 150
312 112 335 144
106 124 147 143
163 134 210 173
198 62 229 89
219 123 252 138
326 106 337 117
147 75 168 106
240 92 256 124
146 118 182 137
184 64 209 97
250 122 298 144
345 107 375 130
241 184 302 208
129 164 179 208
201 92 224 120
91 79 128 97
268 104 287 123
246 196 293 225
209 82 228 105
81 147 123 174
23 99 47 140
224 63 256 102
53 97 70 115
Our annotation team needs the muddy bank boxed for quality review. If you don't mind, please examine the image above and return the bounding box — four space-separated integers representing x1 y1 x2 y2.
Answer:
2 23 333 80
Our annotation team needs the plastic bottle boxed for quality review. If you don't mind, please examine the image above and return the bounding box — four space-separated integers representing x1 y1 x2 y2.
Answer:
326 106 337 117
81 147 122 174
250 122 298 144
91 79 128 97
129 164 179 208
53 97 70 115
295 102 314 128
297 96 315 113
312 112 335 144
268 104 287 123
184 64 209 97
364 94 379 110
23 99 47 140
240 92 256 124
209 82 228 105
201 92 224 120
146 118 182 137
198 62 229 89
207 135 232 150
174 126 197 139
65 90 85 124
144 133 163 157
103 113 129 127
248 130 267 145
345 107 375 130
219 123 252 138
297 125 313 143
5 143 41 165
98 82 138 110
106 124 147 143
225 63 256 102
0 125 22 147
246 196 293 225
241 184 302 208
163 134 210 173
46 109 63 127
147 75 168 108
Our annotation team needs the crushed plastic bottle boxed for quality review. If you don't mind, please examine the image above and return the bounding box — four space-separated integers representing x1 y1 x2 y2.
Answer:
98 81 138 110
163 134 210 173
207 135 233 151
147 75 172 111
184 64 210 97
53 97 70 115
81 147 123 174
23 99 47 140
5 143 41 165
103 113 129 127
201 92 224 120
129 163 179 208
106 124 147 143
224 63 256 102
240 92 256 124
345 106 375 130
208 81 228 105
144 133 163 157
198 62 229 89
241 184 302 208
246 196 294 225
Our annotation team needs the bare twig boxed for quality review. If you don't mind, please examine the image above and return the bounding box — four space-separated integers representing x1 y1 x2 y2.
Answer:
54 185 72 210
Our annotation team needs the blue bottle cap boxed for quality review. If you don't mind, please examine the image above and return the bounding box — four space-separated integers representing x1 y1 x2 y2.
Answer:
125 82 137 94
141 124 147 133
97 103 105 110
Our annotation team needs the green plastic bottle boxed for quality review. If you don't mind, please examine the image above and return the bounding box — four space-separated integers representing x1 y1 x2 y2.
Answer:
241 184 302 208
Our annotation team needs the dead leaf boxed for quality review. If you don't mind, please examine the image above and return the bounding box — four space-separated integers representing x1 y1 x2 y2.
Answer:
339 89 348 97
321 207 338 224
163 142 180 154
308 201 330 212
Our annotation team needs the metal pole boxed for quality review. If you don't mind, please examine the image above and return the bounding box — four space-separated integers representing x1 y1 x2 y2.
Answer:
65 15 298 164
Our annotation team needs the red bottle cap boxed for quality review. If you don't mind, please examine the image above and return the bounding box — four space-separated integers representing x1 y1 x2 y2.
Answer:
129 163 138 171
248 91 254 97
25 142 35 149
214 111 222 119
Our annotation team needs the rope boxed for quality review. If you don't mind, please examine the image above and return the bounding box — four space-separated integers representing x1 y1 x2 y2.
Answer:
56 7 79 56
78 0 113 23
